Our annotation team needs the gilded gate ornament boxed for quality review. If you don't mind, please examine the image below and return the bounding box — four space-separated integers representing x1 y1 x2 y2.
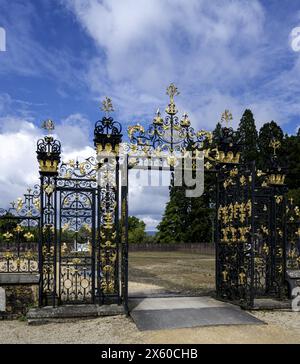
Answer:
221 109 233 126
101 96 114 115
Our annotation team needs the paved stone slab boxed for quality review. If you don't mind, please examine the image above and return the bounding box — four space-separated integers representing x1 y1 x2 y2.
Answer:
130 297 264 331
252 299 291 310
131 307 264 331
27 304 125 325
0 287 6 312
0 273 40 284
130 296 229 311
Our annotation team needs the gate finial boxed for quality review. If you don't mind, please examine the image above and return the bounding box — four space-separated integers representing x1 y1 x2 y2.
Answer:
221 110 233 127
269 139 281 156
166 83 179 115
41 119 55 133
101 96 114 116
166 83 179 104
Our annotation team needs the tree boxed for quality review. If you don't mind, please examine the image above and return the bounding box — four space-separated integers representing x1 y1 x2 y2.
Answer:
157 175 213 244
236 109 258 163
212 122 223 148
284 133 300 190
156 185 190 244
128 216 146 244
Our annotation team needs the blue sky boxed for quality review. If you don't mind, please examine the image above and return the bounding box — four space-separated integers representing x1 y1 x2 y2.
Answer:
1 0 300 229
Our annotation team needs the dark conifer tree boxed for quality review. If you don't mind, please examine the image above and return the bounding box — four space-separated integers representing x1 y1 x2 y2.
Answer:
236 109 258 163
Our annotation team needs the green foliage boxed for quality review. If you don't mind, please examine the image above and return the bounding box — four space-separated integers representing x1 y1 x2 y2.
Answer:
128 216 146 244
284 134 300 189
288 189 300 207
212 122 222 147
236 109 258 163
142 234 158 244
157 184 213 244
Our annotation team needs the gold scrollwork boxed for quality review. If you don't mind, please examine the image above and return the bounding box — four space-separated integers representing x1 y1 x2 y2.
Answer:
3 231 13 241
24 232 34 241
222 270 229 282
238 271 247 285
275 195 283 204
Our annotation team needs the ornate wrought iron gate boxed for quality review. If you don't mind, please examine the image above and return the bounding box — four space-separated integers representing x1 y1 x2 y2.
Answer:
56 178 97 304
1 85 299 313
37 107 128 310
215 124 292 308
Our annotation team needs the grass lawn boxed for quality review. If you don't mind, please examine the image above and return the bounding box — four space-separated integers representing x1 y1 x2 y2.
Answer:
128 250 215 296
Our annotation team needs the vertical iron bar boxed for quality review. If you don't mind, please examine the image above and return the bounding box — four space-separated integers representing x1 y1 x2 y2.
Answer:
215 167 220 297
97 183 102 305
53 177 57 307
250 161 256 308
115 155 120 304
91 190 96 303
121 154 129 314
38 175 44 307
58 188 62 305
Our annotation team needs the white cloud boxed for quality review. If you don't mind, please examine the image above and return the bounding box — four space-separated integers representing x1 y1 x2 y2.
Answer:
55 113 93 152
3 0 300 228
0 115 95 207
0 115 168 229
0 118 41 205
65 0 267 127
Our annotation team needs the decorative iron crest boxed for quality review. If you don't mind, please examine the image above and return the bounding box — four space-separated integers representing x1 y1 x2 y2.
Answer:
37 134 61 174
94 97 122 155
0 186 41 218
59 157 98 182
127 83 214 158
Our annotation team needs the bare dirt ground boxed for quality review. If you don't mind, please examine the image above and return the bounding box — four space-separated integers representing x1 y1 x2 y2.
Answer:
0 251 299 344
129 251 215 296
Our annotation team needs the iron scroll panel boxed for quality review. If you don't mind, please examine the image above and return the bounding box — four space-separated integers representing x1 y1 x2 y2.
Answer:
57 184 96 304
0 215 40 274
0 187 41 275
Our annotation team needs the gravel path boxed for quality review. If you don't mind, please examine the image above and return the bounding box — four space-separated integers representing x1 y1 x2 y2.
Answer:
0 315 146 344
0 309 299 344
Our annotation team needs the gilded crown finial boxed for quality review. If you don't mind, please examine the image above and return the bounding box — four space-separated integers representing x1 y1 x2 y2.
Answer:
153 108 163 125
42 119 55 132
180 112 190 127
166 83 179 104
166 83 179 115
101 96 114 115
269 139 281 156
221 110 233 126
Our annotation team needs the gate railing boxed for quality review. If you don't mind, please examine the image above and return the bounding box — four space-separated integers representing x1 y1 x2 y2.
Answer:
0 188 41 274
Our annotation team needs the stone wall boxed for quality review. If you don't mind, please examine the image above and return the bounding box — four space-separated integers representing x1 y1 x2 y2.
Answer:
0 274 40 318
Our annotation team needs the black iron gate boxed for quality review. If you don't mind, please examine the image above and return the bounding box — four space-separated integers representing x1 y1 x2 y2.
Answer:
37 105 128 310
57 184 96 304
215 124 290 308
215 146 255 307
1 86 299 313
